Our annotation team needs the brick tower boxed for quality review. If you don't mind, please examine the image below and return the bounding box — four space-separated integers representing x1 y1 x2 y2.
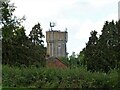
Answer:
46 22 68 57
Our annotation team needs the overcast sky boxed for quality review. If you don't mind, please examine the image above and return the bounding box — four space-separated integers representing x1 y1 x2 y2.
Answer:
10 0 119 55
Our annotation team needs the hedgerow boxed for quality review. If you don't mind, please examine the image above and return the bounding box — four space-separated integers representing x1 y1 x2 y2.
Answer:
2 65 119 89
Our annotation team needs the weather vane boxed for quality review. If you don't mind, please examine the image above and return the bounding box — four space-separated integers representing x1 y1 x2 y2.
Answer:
50 22 56 31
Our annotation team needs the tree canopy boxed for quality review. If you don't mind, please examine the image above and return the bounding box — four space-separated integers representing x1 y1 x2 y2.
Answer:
1 1 46 67
80 20 120 72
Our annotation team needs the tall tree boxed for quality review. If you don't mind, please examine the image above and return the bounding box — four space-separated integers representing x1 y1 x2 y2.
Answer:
1 1 15 41
82 20 120 72
29 23 46 67
115 20 120 68
1 1 47 67
98 20 118 71
84 30 98 71
1 1 29 66
29 23 44 46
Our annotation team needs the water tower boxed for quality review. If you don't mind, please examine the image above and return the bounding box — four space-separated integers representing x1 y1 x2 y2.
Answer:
46 22 68 57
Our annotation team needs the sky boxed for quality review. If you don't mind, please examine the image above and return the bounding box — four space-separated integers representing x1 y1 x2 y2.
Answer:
9 0 119 55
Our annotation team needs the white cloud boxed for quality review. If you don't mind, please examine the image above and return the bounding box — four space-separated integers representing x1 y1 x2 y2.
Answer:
10 0 119 55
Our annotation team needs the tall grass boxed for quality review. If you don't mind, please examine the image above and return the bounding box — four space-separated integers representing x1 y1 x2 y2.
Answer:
2 65 119 89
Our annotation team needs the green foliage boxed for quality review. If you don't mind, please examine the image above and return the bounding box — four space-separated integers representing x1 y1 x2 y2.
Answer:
83 30 98 72
78 50 85 66
68 52 81 68
2 65 119 89
81 20 120 73
29 23 44 46
58 56 69 66
58 53 81 68
1 1 46 67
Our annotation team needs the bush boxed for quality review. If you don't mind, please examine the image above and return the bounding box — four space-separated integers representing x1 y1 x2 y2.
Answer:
2 65 119 89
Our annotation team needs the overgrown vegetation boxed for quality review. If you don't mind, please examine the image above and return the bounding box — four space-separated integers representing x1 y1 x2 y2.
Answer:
2 65 119 89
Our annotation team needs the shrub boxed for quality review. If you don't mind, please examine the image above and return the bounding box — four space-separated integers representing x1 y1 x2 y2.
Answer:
2 65 119 89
